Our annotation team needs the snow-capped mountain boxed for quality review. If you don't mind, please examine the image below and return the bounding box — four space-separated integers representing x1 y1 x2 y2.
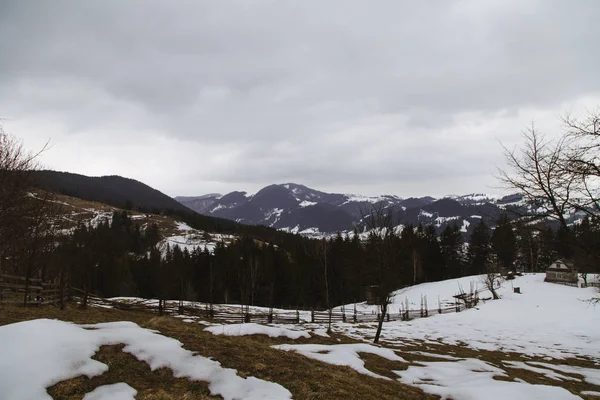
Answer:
175 184 533 236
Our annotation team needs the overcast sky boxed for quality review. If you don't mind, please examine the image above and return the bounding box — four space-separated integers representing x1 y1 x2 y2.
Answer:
1 1 599 198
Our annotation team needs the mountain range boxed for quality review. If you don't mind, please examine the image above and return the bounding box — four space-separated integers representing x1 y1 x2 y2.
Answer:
31 171 573 238
175 183 528 236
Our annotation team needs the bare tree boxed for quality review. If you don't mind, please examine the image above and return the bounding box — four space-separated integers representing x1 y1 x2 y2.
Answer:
500 110 600 304
481 255 503 300
0 125 58 299
361 203 402 343
562 110 600 217
500 111 600 224
499 125 576 229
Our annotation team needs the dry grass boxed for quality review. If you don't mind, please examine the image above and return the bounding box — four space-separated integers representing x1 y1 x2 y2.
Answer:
388 341 600 398
4 304 598 399
1 304 437 400
48 345 218 400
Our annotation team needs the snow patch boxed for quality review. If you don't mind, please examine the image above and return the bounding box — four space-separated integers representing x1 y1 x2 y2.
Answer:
272 343 406 380
299 200 317 207
205 323 310 340
0 319 292 400
82 383 137 400
395 358 581 400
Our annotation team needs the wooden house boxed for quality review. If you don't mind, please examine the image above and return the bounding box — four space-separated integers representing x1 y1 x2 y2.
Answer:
544 259 578 284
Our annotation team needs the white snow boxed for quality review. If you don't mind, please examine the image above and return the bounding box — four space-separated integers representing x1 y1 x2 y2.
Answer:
0 319 292 400
395 358 581 400
461 219 471 233
311 328 331 338
503 361 580 382
334 274 600 359
435 215 460 226
343 194 386 204
205 323 310 339
272 343 406 380
406 351 462 361
527 362 600 386
299 200 317 207
174 221 194 231
82 383 137 400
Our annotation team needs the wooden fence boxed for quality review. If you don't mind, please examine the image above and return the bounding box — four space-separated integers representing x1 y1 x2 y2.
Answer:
0 273 64 306
68 288 475 325
1 272 479 325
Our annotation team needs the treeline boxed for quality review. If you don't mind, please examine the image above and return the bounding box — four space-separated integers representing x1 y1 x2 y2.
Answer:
8 209 596 310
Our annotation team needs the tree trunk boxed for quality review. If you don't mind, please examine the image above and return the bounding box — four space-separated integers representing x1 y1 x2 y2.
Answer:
373 301 388 343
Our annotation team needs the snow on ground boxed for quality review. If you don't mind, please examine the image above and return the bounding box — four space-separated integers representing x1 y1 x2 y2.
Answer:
273 343 407 380
503 361 580 382
395 358 581 400
526 362 600 386
337 273 494 313
82 383 137 400
205 323 310 339
107 298 313 322
0 319 292 400
334 274 600 360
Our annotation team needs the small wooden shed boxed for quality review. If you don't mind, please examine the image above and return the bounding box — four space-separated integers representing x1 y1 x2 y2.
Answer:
545 259 578 284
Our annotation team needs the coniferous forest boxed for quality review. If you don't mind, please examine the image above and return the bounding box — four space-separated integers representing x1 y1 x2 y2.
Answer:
9 208 595 310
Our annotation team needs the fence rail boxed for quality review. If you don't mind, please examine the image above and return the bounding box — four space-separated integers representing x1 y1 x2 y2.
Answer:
0 273 64 306
1 273 477 326
67 287 474 325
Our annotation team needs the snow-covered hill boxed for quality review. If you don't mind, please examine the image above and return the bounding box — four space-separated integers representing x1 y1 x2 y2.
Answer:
336 273 600 359
50 193 236 254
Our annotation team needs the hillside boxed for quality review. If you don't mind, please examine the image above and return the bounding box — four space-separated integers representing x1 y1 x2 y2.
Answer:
31 170 304 247
32 170 192 213
47 192 236 253
336 273 600 359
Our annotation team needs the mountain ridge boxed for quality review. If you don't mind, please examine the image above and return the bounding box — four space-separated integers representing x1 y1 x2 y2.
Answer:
175 183 526 236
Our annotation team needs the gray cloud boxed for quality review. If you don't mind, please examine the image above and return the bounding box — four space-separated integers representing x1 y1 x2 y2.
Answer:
1 0 599 197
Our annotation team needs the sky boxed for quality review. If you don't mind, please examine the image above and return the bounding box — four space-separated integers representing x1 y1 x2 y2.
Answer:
1 1 599 198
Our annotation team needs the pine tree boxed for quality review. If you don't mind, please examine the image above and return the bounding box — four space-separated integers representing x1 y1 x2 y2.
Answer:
440 224 465 278
491 215 517 271
468 219 491 275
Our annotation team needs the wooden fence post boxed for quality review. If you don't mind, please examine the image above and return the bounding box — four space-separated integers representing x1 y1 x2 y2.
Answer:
311 309 315 323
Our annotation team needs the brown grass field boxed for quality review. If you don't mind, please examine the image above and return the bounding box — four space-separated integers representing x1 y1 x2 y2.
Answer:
1 304 599 399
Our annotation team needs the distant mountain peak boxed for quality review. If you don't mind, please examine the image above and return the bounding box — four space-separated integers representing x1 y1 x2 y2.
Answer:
175 183 537 236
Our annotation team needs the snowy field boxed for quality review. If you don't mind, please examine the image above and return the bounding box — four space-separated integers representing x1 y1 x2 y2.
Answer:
1 273 599 399
335 274 600 359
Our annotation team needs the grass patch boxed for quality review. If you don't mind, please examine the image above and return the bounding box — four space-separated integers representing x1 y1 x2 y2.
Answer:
388 341 600 397
48 344 217 400
1 304 438 400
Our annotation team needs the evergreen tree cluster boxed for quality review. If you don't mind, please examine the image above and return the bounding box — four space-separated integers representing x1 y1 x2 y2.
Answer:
16 210 600 310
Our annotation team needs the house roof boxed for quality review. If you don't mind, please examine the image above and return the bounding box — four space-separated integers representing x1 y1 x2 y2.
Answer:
547 259 576 271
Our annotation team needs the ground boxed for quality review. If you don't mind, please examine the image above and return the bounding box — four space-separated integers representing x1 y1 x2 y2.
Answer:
1 273 599 399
